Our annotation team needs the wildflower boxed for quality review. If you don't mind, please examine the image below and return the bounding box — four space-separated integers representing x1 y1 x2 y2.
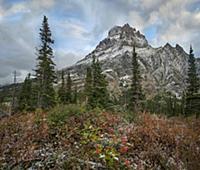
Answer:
125 159 131 167
96 148 101 154
121 136 128 144
108 127 114 134
120 146 129 154
118 127 124 133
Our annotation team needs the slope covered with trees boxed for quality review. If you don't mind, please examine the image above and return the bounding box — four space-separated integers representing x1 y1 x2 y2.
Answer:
0 16 200 169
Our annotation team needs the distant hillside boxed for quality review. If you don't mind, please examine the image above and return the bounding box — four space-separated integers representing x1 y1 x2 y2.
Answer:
0 83 22 100
62 24 200 98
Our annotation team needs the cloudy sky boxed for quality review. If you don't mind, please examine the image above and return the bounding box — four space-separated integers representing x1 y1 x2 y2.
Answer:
0 0 200 84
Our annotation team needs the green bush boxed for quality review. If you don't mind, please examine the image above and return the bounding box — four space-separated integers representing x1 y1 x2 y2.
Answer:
34 113 42 127
47 104 86 126
123 111 138 123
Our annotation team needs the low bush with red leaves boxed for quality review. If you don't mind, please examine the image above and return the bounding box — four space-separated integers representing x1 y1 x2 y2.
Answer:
0 108 199 169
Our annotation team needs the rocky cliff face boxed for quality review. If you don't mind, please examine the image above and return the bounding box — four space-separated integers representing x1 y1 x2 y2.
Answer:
63 24 200 98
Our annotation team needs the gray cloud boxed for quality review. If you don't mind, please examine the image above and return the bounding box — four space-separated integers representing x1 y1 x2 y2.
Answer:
0 0 200 84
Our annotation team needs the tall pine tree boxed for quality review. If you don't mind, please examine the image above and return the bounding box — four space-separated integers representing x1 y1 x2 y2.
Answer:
84 66 93 105
185 46 200 116
58 70 66 104
73 85 78 104
93 57 109 108
66 72 72 103
186 46 199 95
128 45 143 112
18 73 33 111
85 56 109 109
35 16 56 109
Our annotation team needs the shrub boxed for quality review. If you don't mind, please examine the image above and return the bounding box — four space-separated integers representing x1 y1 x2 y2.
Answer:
47 104 86 126
123 111 138 123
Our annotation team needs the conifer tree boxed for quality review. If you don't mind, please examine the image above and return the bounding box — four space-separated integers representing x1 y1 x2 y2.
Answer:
58 70 66 104
186 46 199 95
73 85 78 104
18 73 33 111
128 45 143 112
66 72 72 103
93 57 109 108
84 67 93 104
0 89 6 104
185 46 200 116
85 56 109 109
35 16 56 109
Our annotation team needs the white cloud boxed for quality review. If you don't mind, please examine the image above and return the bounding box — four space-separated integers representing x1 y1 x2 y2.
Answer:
54 49 83 69
128 11 146 31
29 0 55 10
58 20 90 40
6 3 30 16
0 0 200 84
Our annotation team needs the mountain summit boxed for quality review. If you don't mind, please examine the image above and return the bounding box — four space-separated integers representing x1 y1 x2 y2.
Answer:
63 24 200 97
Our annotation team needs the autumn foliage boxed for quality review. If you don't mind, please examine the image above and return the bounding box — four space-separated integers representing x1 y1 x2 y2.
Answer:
0 109 200 169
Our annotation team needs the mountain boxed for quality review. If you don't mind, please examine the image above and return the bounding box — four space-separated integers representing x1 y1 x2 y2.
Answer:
62 24 200 97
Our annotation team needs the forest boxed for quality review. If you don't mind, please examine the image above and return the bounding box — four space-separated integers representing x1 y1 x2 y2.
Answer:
0 16 200 169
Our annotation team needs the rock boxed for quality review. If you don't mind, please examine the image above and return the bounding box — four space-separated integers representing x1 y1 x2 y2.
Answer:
61 24 200 98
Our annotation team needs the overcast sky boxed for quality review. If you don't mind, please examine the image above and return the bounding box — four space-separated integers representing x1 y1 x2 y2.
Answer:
0 0 200 84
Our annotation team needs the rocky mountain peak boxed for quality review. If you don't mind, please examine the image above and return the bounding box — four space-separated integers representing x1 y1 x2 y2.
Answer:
65 24 200 98
162 43 187 56
107 23 148 48
175 44 185 53
164 43 173 49
108 23 136 37
82 24 149 62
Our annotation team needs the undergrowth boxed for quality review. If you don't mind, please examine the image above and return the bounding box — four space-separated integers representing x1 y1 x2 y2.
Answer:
0 106 199 169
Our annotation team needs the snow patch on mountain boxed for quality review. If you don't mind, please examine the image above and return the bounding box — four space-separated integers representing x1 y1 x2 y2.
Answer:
63 24 200 98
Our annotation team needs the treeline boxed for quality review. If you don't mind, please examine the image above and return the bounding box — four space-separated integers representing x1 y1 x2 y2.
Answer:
1 16 200 117
10 16 111 112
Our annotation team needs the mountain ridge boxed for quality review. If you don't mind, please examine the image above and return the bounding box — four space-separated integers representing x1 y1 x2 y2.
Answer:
62 24 200 98
1 24 199 98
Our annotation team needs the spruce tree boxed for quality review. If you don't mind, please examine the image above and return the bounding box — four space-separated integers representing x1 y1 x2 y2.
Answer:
186 46 199 95
93 57 109 108
66 72 72 103
58 70 66 104
85 56 109 109
18 73 33 111
73 85 78 104
128 45 143 112
0 89 6 104
35 16 56 109
84 67 93 105
185 46 200 116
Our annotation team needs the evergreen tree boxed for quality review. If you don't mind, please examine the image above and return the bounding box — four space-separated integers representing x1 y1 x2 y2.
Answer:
128 45 143 112
93 57 109 108
18 73 33 111
143 91 182 116
73 85 78 104
84 66 93 105
35 16 56 109
66 72 72 103
0 89 6 104
85 56 109 109
58 70 66 104
186 46 199 95
181 91 186 115
185 46 200 116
